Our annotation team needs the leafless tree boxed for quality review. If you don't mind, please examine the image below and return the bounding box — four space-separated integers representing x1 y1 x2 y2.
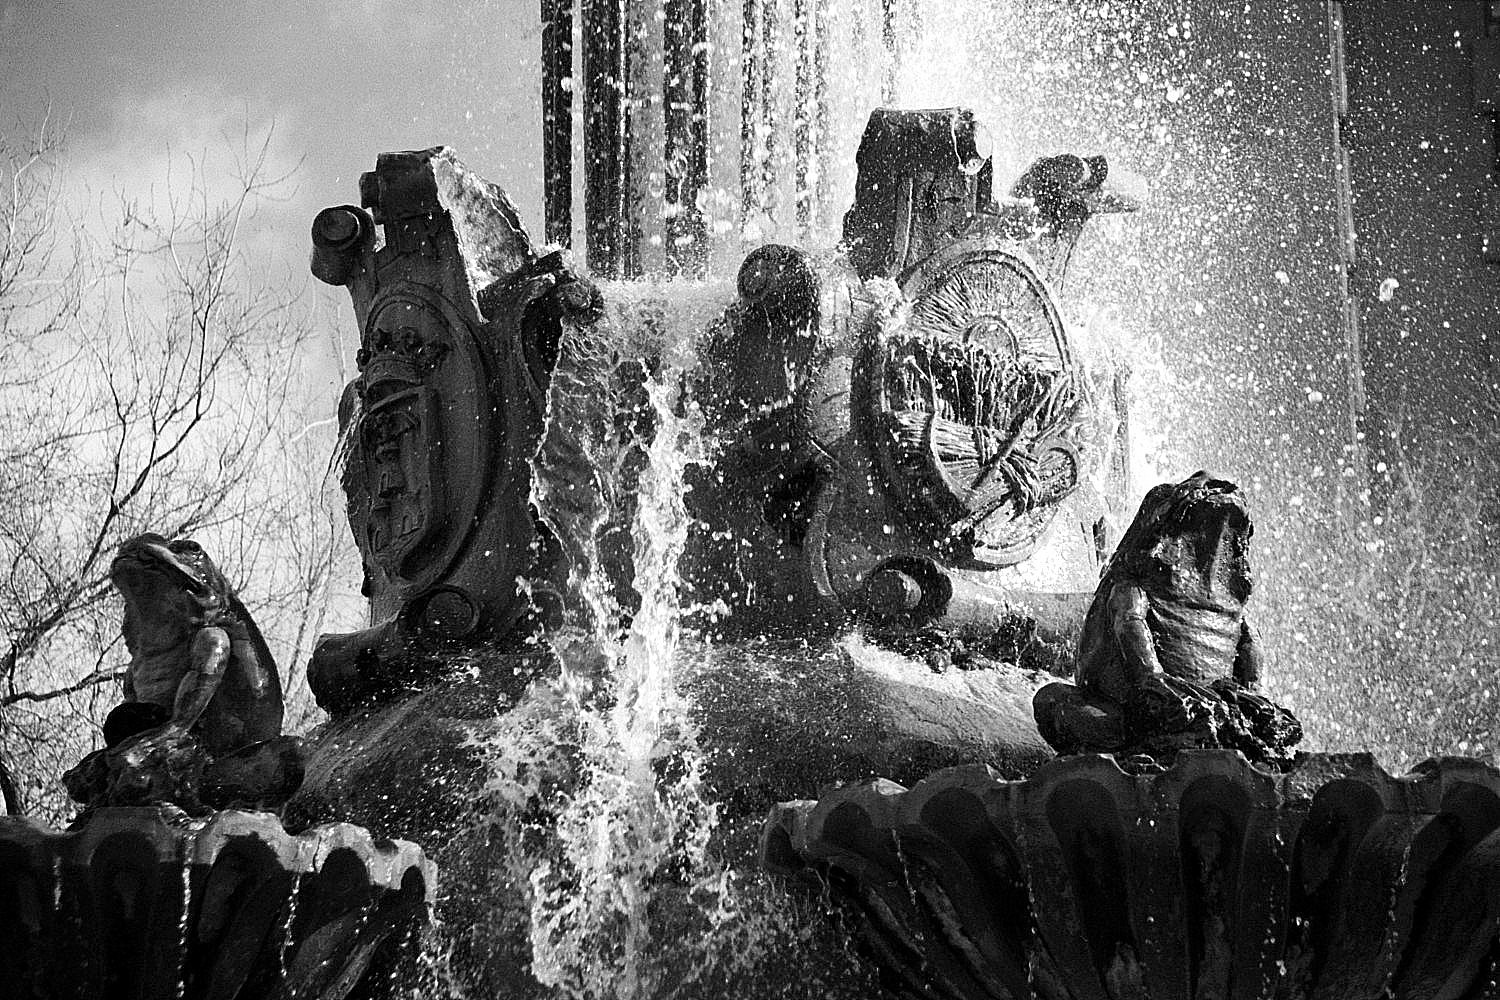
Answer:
0 118 361 822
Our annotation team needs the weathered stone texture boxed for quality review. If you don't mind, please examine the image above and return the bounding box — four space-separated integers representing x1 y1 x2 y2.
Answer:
0 807 432 1000
766 750 1500 1000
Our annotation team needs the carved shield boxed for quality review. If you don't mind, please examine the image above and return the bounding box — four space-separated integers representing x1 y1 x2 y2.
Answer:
356 384 443 577
343 291 479 605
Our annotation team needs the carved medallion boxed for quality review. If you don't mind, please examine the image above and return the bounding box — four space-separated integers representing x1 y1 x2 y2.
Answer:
859 242 1085 567
359 386 441 576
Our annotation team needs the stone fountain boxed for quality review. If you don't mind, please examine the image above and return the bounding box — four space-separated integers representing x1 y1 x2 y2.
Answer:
11 100 1495 998
2 10 1498 1000
267 101 1145 995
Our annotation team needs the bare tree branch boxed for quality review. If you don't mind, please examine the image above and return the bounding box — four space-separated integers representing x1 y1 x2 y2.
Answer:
1 667 125 708
0 118 361 822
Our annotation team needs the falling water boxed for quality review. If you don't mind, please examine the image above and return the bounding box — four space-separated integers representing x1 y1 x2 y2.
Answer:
475 274 881 996
531 319 716 998
482 284 720 998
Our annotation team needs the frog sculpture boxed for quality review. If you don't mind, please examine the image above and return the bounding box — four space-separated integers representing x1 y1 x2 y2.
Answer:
63 534 306 814
1032 472 1302 769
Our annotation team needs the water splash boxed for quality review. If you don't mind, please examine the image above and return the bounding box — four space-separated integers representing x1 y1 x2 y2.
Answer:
480 282 732 999
466 5 1500 995
472 274 882 998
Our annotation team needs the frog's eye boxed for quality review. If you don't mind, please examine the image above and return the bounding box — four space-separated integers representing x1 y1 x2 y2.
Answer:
173 540 203 555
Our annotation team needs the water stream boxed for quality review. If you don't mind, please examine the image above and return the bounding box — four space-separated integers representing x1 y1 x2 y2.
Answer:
482 287 722 998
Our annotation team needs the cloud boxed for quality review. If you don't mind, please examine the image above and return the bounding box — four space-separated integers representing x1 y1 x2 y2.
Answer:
58 87 309 280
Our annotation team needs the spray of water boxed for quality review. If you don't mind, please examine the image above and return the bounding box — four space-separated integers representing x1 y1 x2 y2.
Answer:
469 4 1500 995
473 282 744 998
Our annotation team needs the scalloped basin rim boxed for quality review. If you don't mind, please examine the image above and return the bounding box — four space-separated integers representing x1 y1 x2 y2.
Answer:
763 749 1500 1000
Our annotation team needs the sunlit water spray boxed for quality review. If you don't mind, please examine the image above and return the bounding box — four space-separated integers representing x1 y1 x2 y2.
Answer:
468 2 1500 993
481 282 759 999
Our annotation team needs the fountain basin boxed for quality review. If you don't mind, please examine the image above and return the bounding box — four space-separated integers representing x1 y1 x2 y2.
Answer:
0 806 434 1000
764 750 1500 1000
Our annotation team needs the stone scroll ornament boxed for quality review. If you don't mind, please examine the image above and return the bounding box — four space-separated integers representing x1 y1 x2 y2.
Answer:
688 108 1137 637
307 147 604 713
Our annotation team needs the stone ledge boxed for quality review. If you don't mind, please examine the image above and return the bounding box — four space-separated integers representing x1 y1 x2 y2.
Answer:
684 634 1055 827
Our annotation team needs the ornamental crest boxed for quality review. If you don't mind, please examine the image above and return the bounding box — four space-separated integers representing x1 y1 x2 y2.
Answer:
345 299 450 580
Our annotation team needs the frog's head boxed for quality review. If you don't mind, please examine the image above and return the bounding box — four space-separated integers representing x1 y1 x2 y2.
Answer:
1110 471 1252 608
111 534 234 653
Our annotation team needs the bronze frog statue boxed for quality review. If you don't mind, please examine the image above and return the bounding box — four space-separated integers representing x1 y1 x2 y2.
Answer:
1032 472 1301 769
64 534 305 814
109 534 283 751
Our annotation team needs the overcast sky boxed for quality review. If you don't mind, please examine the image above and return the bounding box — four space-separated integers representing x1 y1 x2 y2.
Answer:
2 0 549 359
1 0 1356 500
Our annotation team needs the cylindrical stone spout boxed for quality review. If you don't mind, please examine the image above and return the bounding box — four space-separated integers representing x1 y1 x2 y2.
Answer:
864 567 923 615
310 204 372 286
